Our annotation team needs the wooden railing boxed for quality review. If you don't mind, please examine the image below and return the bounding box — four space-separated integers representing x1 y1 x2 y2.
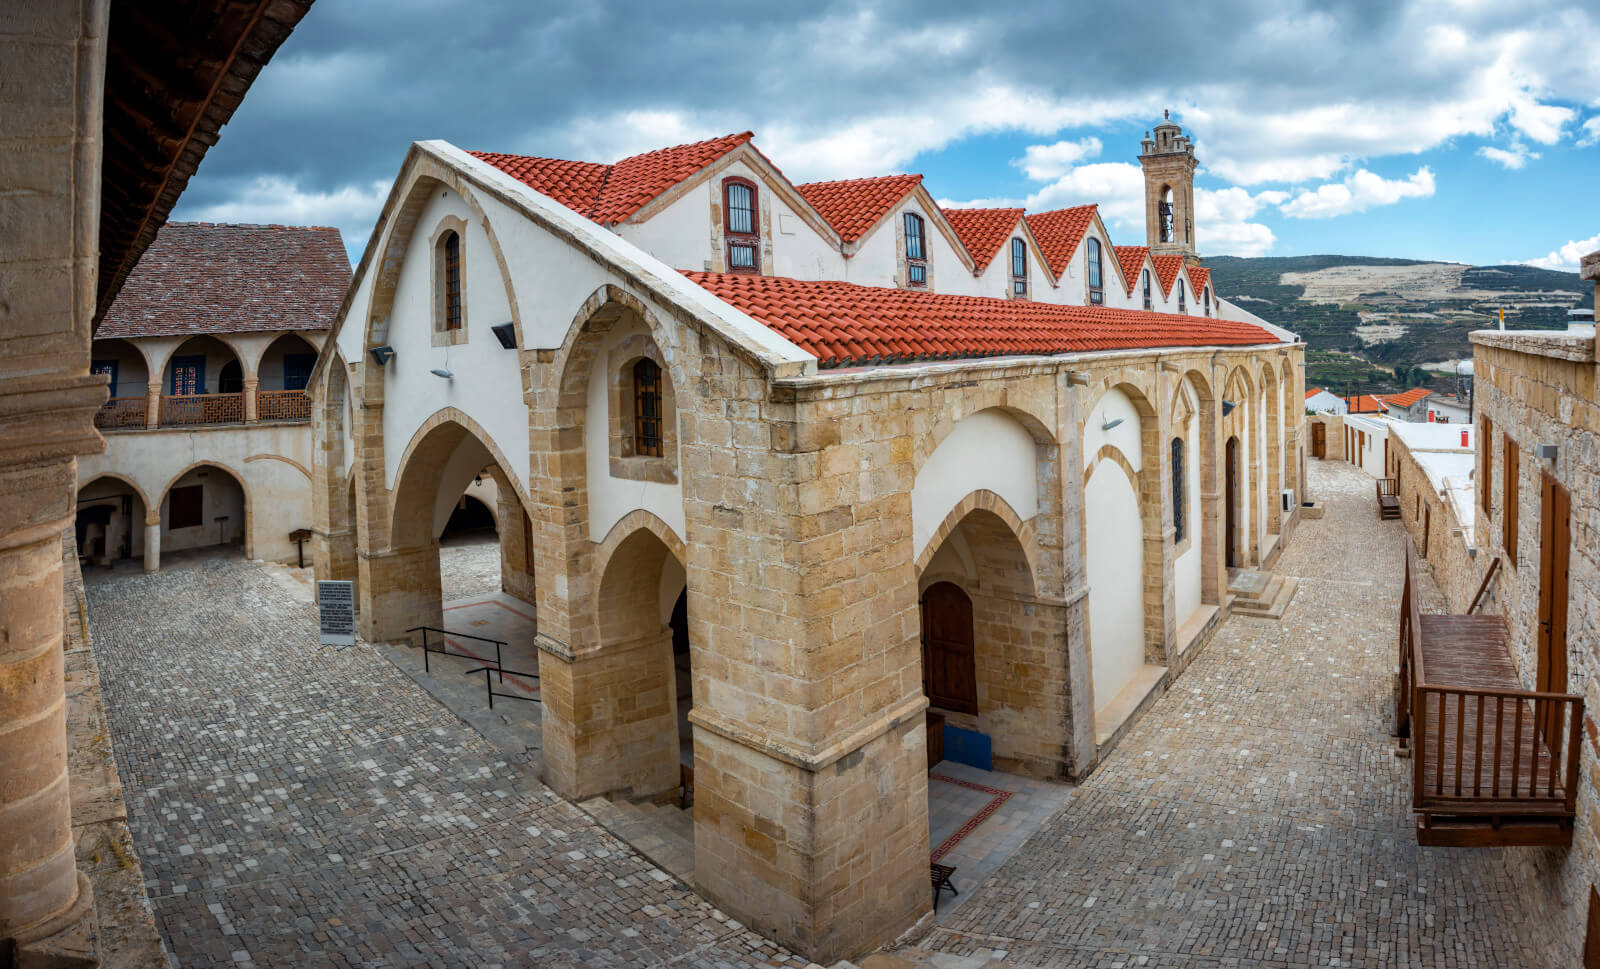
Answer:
94 396 148 429
159 393 244 426
1397 538 1583 832
257 389 310 422
1377 476 1398 498
1468 557 1502 614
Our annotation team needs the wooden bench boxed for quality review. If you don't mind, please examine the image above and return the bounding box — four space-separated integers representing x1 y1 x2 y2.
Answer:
1376 477 1401 520
930 862 958 909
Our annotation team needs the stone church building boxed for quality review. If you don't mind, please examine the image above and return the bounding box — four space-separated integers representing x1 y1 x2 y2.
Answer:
309 120 1305 960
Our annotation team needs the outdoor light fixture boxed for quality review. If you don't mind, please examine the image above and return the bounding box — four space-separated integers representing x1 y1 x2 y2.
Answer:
430 368 454 379
1539 444 1558 460
369 345 395 366
1222 400 1237 416
491 322 517 349
1102 417 1125 431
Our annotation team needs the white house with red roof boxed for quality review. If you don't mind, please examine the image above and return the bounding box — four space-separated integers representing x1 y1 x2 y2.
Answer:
309 119 1304 963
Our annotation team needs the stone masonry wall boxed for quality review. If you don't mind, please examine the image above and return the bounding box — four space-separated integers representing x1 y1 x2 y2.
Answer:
1471 330 1600 964
1389 432 1481 614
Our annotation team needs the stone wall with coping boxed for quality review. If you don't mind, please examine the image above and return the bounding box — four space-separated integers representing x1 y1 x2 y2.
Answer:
1471 328 1600 965
1387 429 1481 614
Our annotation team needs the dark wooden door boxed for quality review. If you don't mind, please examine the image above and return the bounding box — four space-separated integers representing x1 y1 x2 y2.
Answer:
1225 437 1239 568
1538 471 1571 744
921 582 977 714
1312 422 1325 458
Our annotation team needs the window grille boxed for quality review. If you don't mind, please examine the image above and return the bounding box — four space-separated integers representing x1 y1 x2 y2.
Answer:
633 358 663 457
905 212 927 287
724 179 760 273
1087 238 1104 304
443 231 462 330
1010 237 1027 296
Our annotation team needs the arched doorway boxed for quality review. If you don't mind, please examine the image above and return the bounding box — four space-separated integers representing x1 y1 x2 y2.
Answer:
162 335 246 425
75 476 148 568
1225 436 1240 568
922 582 976 714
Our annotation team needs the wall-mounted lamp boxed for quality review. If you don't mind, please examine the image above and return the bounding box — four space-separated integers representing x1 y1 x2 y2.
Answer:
1221 400 1237 416
1539 444 1558 460
369 345 395 366
490 322 518 350
1102 417 1125 431
430 368 454 379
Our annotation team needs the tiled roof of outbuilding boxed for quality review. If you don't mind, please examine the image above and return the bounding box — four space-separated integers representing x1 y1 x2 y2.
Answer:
1378 387 1434 407
1114 246 1149 293
1152 254 1186 297
685 271 1281 369
797 175 923 244
1347 394 1389 414
98 223 351 339
473 132 755 225
1025 205 1098 278
943 207 1027 272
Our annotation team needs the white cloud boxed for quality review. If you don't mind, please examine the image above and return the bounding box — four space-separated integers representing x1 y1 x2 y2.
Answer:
1014 137 1102 181
172 175 390 257
1522 231 1600 271
1578 117 1600 148
1507 95 1574 145
1477 141 1539 169
1279 167 1436 219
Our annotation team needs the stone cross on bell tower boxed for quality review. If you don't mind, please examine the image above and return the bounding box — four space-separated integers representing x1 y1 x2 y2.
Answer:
1138 110 1199 262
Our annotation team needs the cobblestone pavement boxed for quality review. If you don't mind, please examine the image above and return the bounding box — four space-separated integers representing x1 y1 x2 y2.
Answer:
892 461 1552 969
86 551 811 969
439 537 502 602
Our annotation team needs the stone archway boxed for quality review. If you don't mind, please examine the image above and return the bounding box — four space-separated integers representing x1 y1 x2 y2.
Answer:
1261 362 1282 535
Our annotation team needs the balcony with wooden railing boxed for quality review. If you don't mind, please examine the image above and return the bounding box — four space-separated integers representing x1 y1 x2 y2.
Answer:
257 388 310 422
94 396 148 429
1396 538 1581 847
158 392 244 427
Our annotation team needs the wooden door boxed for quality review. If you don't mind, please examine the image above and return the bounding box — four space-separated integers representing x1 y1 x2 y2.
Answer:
1225 437 1239 568
921 582 977 714
1312 422 1325 458
1537 472 1571 743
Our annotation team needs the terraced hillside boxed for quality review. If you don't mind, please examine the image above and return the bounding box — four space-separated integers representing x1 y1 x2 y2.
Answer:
1206 255 1592 396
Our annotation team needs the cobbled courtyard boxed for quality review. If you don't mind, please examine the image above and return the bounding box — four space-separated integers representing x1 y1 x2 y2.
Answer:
84 461 1552 968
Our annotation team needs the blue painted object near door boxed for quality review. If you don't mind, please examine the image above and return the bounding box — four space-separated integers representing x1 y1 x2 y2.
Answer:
943 724 992 771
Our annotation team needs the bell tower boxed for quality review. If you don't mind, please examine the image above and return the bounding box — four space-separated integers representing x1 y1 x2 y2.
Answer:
1138 110 1199 261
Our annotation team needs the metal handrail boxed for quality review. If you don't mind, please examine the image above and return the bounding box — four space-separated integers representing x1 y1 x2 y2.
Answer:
462 665 541 709
404 625 509 675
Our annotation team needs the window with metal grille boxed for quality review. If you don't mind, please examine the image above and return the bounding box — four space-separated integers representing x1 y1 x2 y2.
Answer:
724 178 759 273
1171 437 1186 543
1087 238 1103 304
1010 237 1027 296
1178 280 1186 313
633 358 663 458
1142 269 1152 310
1204 287 1211 316
442 231 462 330
904 212 927 287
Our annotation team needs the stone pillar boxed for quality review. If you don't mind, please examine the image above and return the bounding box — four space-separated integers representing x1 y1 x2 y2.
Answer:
242 376 258 423
144 383 160 429
142 513 160 573
357 545 440 642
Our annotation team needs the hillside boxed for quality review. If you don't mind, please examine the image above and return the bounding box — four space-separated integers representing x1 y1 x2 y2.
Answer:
1205 255 1593 396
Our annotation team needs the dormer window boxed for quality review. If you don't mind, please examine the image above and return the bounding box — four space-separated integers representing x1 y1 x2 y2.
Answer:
1204 286 1212 317
904 212 927 287
1177 280 1187 314
1142 268 1152 310
442 231 462 329
723 178 760 273
1087 237 1104 305
1010 237 1027 296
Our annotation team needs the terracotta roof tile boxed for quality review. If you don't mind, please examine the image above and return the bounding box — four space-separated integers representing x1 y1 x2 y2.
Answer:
943 207 1026 272
684 271 1281 369
1152 254 1186 297
1113 245 1149 294
1377 387 1433 407
472 132 754 225
98 222 351 339
1346 394 1389 414
1305 387 1323 399
1026 205 1098 278
1187 265 1211 298
796 175 922 244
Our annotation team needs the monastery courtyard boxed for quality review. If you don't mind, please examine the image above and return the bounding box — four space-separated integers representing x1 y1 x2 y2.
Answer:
82 460 1548 968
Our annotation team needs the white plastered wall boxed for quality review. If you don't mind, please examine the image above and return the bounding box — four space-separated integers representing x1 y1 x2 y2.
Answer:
1346 414 1389 477
1081 389 1144 474
1085 459 1145 710
430 434 497 538
845 196 968 293
910 409 1039 560
1173 381 1203 627
584 316 686 544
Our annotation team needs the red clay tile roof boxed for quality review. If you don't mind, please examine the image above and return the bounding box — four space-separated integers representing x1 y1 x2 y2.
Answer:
684 271 1281 368
1113 245 1149 294
98 223 351 339
1187 265 1211 298
1377 387 1433 407
1305 387 1324 399
1346 394 1389 414
1026 206 1098 278
943 207 1026 272
473 132 754 225
1152 254 1186 297
796 175 922 244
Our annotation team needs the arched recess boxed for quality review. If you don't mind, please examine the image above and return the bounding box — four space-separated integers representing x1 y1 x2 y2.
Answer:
311 351 359 589
257 332 321 393
158 461 252 558
161 335 248 423
1260 362 1283 535
88 338 154 407
75 473 151 566
1170 369 1216 631
1221 366 1257 566
1280 354 1298 500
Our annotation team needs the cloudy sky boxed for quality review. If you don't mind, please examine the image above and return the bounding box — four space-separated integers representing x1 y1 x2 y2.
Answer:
173 0 1600 270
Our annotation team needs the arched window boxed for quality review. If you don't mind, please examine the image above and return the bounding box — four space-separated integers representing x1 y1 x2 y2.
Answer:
632 358 663 457
441 230 462 330
723 178 759 273
1142 268 1152 310
1087 237 1104 304
904 212 927 287
1177 280 1186 314
1204 286 1212 317
1171 437 1186 543
1010 237 1028 296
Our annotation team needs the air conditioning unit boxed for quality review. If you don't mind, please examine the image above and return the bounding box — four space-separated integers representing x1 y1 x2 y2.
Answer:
1281 488 1296 512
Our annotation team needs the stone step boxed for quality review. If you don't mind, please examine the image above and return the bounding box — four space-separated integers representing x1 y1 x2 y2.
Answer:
577 794 696 887
1232 576 1299 620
